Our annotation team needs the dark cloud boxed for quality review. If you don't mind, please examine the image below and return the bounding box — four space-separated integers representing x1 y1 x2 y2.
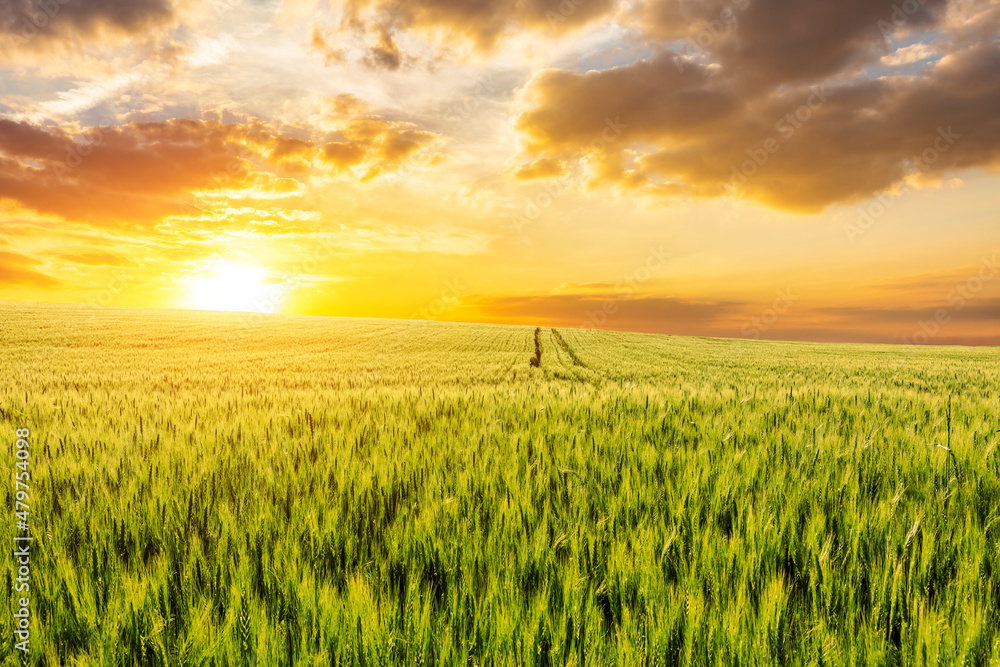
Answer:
514 38 1000 211
642 0 949 87
0 119 69 158
516 53 738 155
364 23 404 70
318 0 958 79
0 0 175 54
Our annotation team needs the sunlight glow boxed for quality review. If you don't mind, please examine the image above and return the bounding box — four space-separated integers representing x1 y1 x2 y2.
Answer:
183 261 286 313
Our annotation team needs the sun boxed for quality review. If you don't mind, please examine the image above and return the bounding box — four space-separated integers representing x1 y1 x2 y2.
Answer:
183 261 286 313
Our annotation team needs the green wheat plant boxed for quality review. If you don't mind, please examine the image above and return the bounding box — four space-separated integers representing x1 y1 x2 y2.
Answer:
1 302 998 666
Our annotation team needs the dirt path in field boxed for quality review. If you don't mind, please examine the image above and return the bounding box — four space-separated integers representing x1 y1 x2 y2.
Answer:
551 328 588 368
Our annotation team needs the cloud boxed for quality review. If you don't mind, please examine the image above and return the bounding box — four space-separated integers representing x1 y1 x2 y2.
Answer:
513 40 1000 212
515 54 737 155
317 93 442 181
0 250 58 285
318 0 952 78
808 298 1000 345
0 117 313 224
866 263 1000 295
0 0 176 55
315 0 617 68
881 42 937 66
0 94 447 231
469 289 1000 345
269 136 314 163
641 0 948 87
321 141 366 168
324 225 491 255
469 292 743 333
55 250 130 266
513 157 567 180
310 23 345 65
363 23 405 70
304 0 969 83
816 300 1000 325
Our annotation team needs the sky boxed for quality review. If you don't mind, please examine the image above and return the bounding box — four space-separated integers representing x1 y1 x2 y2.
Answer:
0 0 998 344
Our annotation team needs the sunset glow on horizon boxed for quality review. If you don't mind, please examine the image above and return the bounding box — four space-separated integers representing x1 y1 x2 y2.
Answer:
182 261 286 313
1 0 999 344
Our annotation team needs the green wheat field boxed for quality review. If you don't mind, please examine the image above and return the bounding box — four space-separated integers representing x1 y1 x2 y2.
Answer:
2 301 1000 666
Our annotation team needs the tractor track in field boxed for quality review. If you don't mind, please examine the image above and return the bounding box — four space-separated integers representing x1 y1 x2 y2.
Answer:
551 328 588 368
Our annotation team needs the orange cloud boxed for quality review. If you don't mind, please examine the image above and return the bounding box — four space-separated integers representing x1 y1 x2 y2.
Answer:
0 250 57 286
310 23 345 65
514 158 567 180
0 118 313 225
55 250 131 266
317 94 442 181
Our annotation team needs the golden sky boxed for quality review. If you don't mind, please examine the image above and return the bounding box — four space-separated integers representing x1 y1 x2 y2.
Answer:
1 0 999 344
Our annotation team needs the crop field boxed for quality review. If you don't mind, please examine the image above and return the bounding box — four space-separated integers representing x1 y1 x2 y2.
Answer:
2 301 1000 666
